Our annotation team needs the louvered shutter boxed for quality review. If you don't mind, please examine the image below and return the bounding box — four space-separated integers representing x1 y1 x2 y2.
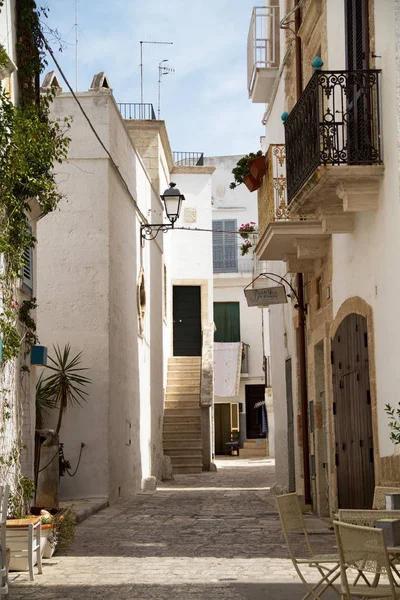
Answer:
22 245 33 295
212 219 238 273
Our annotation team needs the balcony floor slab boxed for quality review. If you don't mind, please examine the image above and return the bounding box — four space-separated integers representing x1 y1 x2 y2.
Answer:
256 220 330 262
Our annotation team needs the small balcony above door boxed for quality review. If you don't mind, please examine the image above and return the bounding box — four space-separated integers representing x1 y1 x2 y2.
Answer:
256 144 330 273
247 5 280 104
284 69 384 233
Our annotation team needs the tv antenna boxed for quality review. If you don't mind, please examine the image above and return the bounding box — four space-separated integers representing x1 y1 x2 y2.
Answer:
157 60 174 119
140 40 173 105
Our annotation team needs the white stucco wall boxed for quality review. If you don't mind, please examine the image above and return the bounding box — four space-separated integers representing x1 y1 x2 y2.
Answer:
37 89 165 502
330 1 400 459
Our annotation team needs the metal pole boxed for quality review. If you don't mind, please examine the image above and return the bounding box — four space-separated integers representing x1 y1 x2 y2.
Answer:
140 41 143 105
75 0 78 92
294 0 311 507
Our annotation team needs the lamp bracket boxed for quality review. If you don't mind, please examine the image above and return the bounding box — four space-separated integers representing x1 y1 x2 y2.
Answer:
141 222 174 243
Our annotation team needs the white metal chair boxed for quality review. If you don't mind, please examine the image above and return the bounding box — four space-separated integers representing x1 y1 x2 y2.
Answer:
276 493 341 599
0 485 10 598
373 487 400 510
333 520 400 599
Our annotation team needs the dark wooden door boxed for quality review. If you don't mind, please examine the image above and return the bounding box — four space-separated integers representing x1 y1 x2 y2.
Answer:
214 404 231 455
286 358 296 493
173 286 201 356
245 385 267 439
332 313 375 509
345 0 372 163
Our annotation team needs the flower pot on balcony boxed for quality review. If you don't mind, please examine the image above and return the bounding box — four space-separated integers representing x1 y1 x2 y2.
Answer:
249 155 267 179
243 173 260 193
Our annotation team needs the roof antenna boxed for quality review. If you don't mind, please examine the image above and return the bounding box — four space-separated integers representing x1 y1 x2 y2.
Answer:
140 40 173 106
157 60 174 119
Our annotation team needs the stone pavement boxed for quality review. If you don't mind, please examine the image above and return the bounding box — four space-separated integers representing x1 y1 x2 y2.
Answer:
10 457 338 599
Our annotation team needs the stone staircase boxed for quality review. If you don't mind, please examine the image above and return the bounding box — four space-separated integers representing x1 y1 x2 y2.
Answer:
163 357 203 474
240 439 269 458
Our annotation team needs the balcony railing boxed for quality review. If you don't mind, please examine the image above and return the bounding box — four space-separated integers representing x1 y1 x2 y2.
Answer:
258 144 290 239
173 152 204 166
117 103 156 120
284 70 382 204
247 5 280 101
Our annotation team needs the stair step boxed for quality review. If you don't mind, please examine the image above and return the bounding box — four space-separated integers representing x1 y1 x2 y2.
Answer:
163 440 203 449
172 465 203 474
165 400 200 409
164 448 203 457
168 371 200 378
164 408 201 417
170 456 203 465
168 357 201 365
167 385 200 394
163 432 202 441
243 440 267 449
240 448 269 457
164 415 201 423
166 393 200 401
163 423 201 432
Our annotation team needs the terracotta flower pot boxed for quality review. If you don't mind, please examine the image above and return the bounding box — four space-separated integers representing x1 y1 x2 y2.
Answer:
243 173 260 193
249 155 267 179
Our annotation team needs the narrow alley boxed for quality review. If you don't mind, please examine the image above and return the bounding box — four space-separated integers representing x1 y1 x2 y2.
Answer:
11 459 337 600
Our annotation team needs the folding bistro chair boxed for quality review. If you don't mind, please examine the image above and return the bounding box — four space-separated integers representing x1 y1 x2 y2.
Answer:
0 485 9 598
276 493 341 600
334 520 400 599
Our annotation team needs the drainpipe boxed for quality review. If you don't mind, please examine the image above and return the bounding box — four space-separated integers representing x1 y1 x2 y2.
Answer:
294 0 311 506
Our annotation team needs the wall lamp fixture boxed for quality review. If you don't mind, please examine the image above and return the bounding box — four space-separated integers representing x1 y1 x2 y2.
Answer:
141 182 185 243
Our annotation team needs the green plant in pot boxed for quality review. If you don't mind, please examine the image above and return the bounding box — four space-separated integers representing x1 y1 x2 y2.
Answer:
35 344 91 508
385 403 400 444
36 506 76 557
239 222 258 255
230 151 265 192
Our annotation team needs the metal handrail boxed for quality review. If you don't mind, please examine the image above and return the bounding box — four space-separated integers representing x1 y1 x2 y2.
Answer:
117 103 156 120
173 152 204 166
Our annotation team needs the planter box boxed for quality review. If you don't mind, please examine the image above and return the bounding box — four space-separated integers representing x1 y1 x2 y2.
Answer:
6 517 42 576
40 524 55 558
244 173 260 193
249 155 266 179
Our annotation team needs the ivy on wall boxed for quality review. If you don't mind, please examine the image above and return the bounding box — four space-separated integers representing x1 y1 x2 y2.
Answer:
0 1 71 491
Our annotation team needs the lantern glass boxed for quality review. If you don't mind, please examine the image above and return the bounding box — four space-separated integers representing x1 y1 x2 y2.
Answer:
161 183 185 225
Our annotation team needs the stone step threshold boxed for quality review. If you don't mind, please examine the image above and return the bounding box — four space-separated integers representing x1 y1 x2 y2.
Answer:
59 497 108 524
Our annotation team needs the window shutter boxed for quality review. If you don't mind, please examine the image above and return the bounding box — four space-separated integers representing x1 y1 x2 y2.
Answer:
22 245 33 295
212 219 238 273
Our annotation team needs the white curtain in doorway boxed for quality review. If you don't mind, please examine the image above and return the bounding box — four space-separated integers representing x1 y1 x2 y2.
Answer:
214 342 242 397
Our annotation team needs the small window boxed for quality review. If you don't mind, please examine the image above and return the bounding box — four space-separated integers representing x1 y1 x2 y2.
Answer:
22 245 33 296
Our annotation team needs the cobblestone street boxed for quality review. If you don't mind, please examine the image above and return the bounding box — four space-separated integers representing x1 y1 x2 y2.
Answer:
10 458 337 599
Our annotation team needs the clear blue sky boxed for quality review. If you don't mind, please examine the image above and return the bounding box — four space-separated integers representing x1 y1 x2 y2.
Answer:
44 0 265 157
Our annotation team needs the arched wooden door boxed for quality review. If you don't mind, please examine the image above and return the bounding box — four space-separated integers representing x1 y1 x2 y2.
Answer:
332 313 374 509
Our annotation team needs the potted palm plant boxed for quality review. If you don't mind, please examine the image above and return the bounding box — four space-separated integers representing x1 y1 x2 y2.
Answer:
35 344 91 509
230 151 266 192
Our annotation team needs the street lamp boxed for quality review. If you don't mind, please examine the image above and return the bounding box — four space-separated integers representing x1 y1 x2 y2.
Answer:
141 182 185 242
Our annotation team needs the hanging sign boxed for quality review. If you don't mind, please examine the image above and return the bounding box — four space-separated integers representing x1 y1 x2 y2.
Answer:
244 285 288 307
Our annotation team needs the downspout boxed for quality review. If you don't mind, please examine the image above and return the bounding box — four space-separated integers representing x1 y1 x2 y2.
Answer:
294 0 311 506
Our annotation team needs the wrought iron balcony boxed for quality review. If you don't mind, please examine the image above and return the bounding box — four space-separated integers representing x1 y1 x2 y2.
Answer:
258 144 288 241
247 5 280 103
117 103 156 120
173 152 204 167
285 70 382 206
